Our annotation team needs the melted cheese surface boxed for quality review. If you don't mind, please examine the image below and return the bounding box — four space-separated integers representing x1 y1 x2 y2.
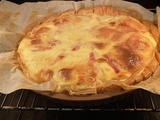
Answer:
17 12 157 94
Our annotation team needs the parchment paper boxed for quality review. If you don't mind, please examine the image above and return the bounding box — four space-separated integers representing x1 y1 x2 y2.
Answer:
0 0 160 97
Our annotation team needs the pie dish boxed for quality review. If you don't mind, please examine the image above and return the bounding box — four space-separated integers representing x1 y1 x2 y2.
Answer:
17 6 160 95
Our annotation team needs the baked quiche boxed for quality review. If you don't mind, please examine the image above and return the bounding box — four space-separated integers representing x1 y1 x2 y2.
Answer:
17 6 160 95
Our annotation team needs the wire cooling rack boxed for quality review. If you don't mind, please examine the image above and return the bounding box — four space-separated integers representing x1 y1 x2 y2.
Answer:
0 89 160 120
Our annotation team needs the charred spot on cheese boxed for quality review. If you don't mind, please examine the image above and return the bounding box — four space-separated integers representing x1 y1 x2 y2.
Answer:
59 68 73 80
31 39 42 45
37 69 54 82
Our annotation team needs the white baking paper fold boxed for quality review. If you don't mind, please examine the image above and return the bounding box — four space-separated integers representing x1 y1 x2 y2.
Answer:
0 0 160 97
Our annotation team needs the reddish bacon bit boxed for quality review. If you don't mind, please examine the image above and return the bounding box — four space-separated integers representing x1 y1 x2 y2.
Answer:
89 52 97 70
72 45 80 51
89 52 95 62
59 68 73 80
103 54 120 73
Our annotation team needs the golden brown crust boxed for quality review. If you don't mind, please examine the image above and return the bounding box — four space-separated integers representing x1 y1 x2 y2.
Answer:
92 6 160 85
17 6 160 95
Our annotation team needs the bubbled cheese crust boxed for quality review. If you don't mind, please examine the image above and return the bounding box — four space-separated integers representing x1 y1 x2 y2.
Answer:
17 6 159 95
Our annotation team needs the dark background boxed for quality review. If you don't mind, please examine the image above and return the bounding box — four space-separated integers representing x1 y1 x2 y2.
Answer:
7 0 160 9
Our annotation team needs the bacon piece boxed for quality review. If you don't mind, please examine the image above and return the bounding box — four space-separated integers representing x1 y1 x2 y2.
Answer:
89 52 95 62
103 54 120 73
89 52 96 66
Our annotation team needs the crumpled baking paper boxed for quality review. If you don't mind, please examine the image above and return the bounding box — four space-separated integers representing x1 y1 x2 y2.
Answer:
0 0 160 98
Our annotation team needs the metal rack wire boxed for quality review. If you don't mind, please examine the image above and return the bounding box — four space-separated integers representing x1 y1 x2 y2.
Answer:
0 89 160 120
0 89 160 111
